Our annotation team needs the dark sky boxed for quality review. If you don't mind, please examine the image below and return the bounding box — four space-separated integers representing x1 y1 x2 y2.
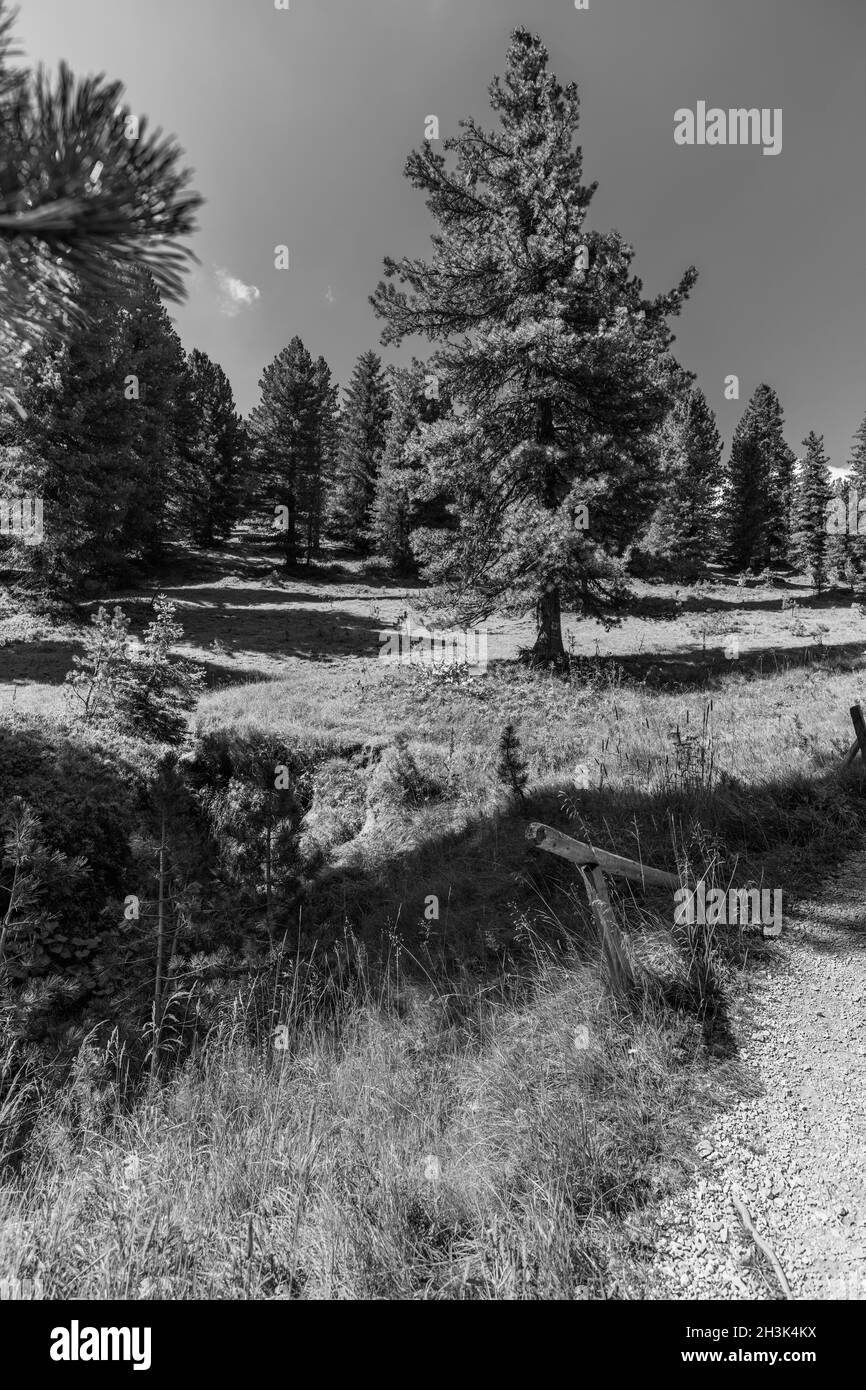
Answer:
17 0 866 471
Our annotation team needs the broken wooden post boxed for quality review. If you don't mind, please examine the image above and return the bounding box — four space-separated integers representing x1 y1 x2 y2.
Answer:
525 823 683 890
584 863 635 993
842 738 860 768
846 705 866 768
526 823 683 994
526 823 780 945
526 823 709 987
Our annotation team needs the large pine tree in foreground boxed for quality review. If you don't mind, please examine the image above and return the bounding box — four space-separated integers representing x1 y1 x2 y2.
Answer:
371 28 696 663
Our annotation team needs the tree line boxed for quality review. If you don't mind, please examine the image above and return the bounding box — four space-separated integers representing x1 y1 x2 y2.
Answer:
646 379 866 592
2 267 857 606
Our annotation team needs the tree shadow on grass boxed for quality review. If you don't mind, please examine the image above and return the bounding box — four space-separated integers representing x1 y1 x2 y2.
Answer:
571 641 866 689
301 749 866 1067
0 632 277 690
74 589 397 667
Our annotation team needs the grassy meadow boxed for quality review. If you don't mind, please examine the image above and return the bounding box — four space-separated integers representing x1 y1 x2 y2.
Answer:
1 544 865 1299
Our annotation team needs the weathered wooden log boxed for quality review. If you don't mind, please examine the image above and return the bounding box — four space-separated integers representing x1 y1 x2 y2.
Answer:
525 822 684 890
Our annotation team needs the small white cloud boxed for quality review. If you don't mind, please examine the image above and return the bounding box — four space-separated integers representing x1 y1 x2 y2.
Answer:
214 266 261 317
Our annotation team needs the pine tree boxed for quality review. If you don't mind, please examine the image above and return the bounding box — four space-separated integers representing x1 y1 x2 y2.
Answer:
369 362 448 571
329 351 391 548
0 0 199 413
250 337 333 566
1 269 190 593
845 412 866 571
65 596 204 741
495 723 529 802
827 474 854 581
848 413 866 493
303 356 338 561
112 595 205 743
181 349 249 546
0 797 87 990
371 28 695 664
2 291 139 594
794 432 832 592
115 270 192 561
65 604 133 722
718 385 795 572
645 384 721 575
756 386 797 566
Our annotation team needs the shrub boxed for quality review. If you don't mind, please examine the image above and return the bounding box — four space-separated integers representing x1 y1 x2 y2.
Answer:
366 734 454 812
111 596 205 743
301 757 368 856
182 730 317 946
65 605 131 723
66 596 205 744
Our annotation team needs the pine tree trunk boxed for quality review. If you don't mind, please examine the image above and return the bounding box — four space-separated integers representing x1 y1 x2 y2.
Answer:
529 395 567 667
282 482 297 567
288 492 297 566
530 584 567 666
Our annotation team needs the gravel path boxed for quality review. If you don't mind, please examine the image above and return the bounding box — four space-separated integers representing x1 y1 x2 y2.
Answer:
621 858 866 1300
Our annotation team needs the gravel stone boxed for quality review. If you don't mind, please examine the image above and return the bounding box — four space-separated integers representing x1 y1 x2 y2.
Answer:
615 858 866 1300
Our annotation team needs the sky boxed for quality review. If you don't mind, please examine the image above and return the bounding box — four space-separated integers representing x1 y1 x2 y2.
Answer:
15 0 866 471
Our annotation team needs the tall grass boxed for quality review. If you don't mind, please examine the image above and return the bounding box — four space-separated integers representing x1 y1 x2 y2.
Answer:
0 919 724 1299
2 652 864 1298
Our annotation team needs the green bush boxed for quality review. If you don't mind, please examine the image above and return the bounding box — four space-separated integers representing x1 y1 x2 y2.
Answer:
366 734 456 811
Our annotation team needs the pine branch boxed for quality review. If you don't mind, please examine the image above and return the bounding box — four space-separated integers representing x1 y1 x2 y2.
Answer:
0 0 201 387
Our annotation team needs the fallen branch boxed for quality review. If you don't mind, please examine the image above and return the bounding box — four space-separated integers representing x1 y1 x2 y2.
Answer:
731 1194 794 1300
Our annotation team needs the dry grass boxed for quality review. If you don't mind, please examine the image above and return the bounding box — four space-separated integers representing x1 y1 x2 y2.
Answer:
2 549 865 1299
0 924 725 1300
